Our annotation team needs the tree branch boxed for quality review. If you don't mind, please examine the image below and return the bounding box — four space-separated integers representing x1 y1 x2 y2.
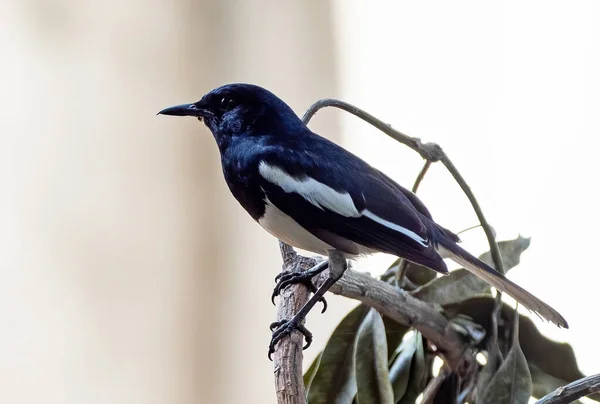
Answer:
273 242 312 404
272 249 478 402
302 99 445 162
535 373 600 404
311 261 476 376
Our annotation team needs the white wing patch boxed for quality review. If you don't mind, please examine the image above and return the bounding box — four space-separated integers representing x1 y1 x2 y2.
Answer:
258 161 429 248
259 162 360 217
362 210 429 247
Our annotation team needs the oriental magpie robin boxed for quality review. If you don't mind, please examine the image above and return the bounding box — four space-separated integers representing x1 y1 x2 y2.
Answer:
158 83 568 357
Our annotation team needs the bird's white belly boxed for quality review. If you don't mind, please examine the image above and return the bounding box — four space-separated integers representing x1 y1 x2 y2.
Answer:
258 200 334 256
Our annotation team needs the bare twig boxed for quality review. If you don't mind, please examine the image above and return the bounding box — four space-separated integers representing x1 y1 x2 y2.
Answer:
441 158 505 274
535 373 600 404
273 242 312 404
412 160 432 193
421 368 450 404
456 224 483 235
302 99 445 162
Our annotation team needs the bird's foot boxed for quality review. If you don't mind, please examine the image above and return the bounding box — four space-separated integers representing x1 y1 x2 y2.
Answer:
268 318 313 360
271 261 329 312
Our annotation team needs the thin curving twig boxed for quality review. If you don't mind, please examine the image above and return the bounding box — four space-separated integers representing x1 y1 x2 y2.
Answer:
412 160 432 193
302 99 445 162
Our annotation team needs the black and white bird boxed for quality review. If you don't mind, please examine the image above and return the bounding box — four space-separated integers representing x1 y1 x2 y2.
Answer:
158 83 567 355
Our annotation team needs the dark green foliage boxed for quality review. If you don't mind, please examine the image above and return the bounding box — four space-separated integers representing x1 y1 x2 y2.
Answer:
388 331 419 401
355 309 394 404
304 237 597 403
397 332 429 404
476 313 532 403
306 304 370 404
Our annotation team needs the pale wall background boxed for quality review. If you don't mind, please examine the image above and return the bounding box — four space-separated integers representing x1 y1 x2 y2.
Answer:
1 1 598 403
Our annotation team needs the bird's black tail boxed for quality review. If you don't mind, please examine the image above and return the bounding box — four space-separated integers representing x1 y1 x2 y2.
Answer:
430 224 568 328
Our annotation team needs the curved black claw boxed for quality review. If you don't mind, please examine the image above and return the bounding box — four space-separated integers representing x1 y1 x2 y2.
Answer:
268 319 313 360
273 270 314 301
271 271 328 313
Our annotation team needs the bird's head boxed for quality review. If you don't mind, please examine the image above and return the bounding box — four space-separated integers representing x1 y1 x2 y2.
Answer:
158 83 306 145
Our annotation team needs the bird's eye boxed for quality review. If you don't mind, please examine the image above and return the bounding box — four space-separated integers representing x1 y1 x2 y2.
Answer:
220 96 235 110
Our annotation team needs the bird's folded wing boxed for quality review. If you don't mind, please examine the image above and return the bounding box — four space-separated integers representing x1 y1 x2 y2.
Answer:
257 156 448 273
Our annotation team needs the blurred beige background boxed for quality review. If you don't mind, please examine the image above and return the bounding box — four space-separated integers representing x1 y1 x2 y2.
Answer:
0 1 347 403
1 1 599 403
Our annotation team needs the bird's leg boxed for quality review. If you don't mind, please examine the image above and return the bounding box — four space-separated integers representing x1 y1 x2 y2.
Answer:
268 250 347 360
271 259 329 312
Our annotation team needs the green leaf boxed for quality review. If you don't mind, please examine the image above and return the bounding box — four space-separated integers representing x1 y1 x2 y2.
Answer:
476 316 532 404
405 262 438 287
382 316 409 361
517 315 600 401
398 332 429 404
479 235 531 270
445 296 599 402
354 309 394 404
307 304 370 404
412 236 531 306
412 268 493 306
382 258 436 291
388 331 418 402
304 351 322 393
443 295 502 329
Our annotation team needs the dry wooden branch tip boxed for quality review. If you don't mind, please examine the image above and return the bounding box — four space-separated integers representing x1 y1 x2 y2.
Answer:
535 373 600 404
273 242 312 404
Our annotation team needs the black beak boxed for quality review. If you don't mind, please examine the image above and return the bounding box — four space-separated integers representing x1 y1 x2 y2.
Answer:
157 103 211 118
